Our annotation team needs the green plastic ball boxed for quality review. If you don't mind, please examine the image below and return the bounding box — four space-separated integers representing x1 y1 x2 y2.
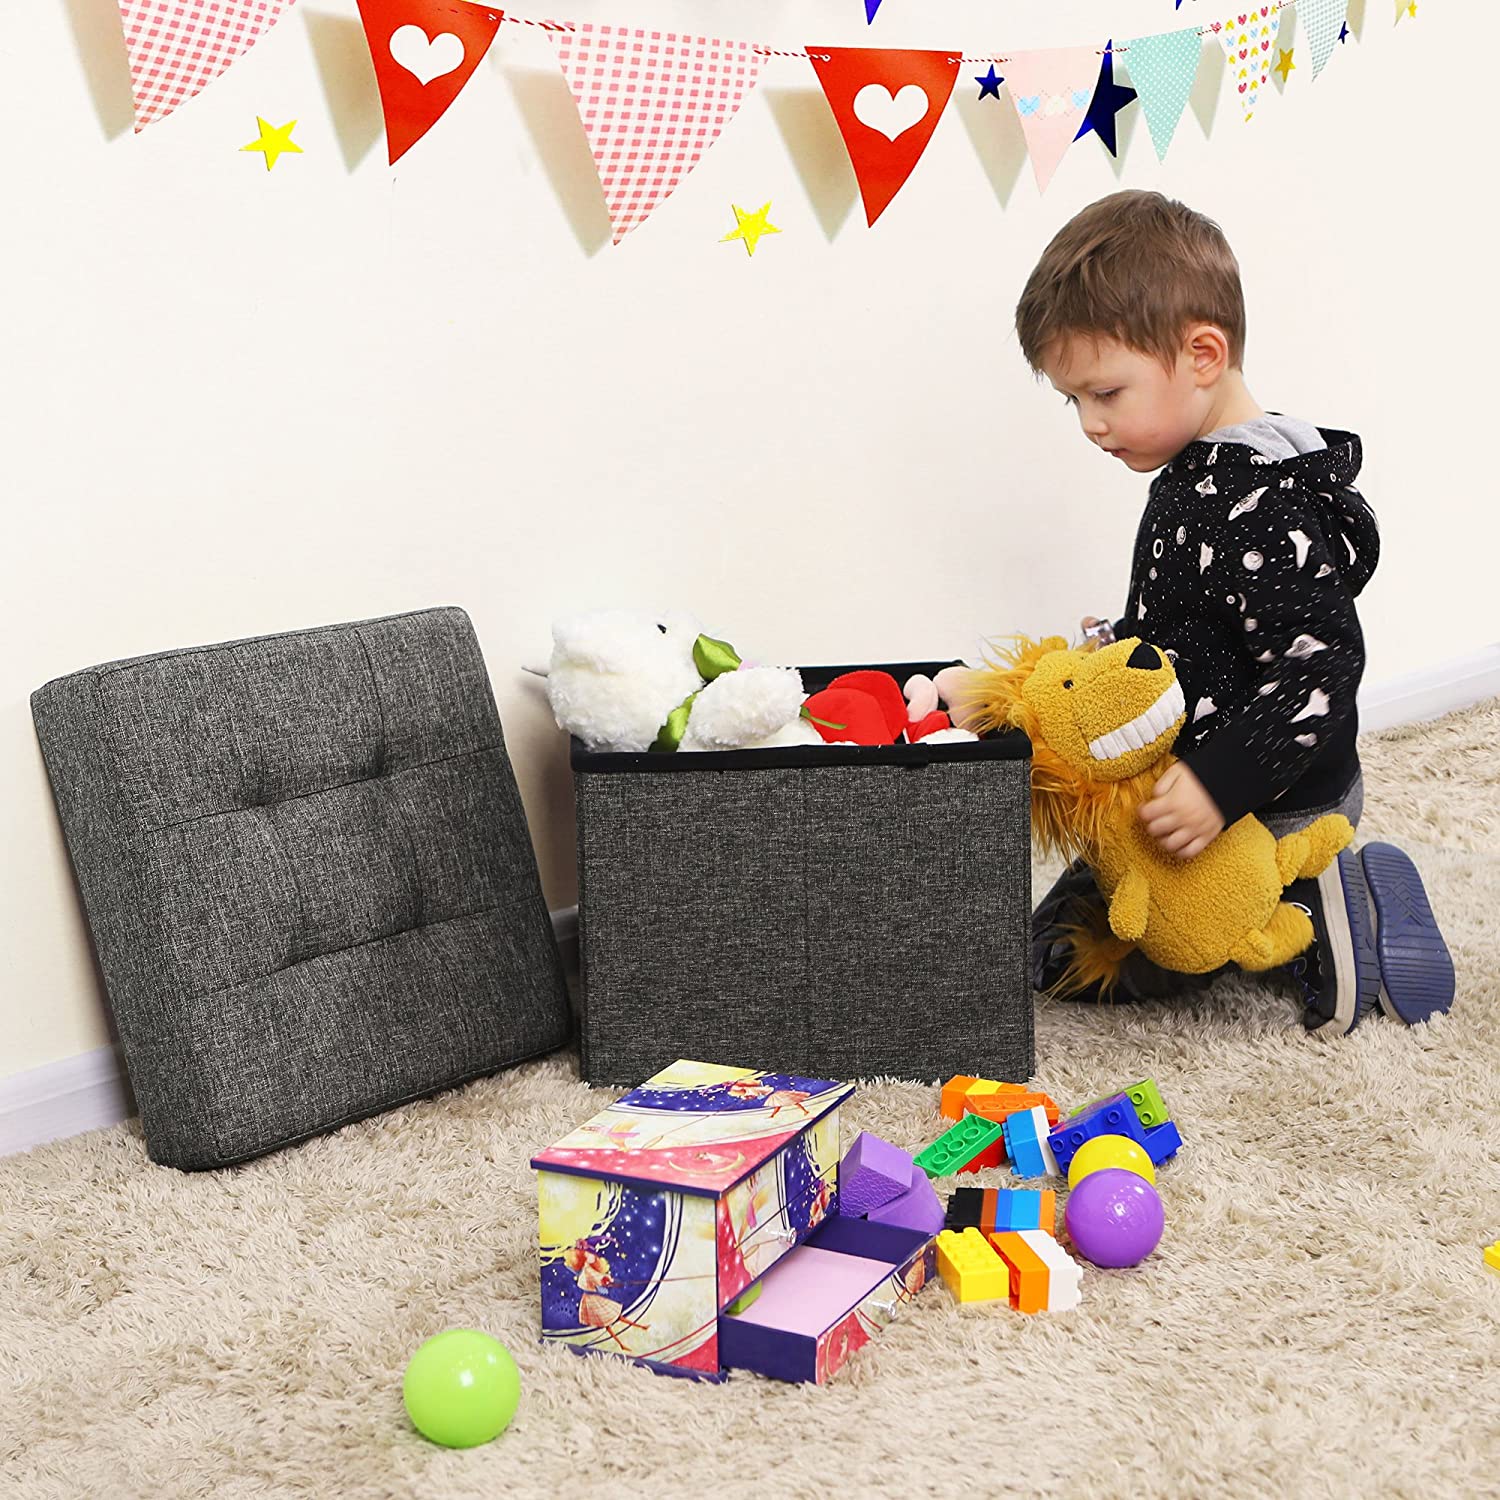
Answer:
403 1329 520 1448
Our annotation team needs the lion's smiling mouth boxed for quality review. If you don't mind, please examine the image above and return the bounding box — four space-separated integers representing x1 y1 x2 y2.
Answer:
1087 681 1185 762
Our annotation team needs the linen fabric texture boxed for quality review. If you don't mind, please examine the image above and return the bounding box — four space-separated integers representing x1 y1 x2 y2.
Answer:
573 699 1034 1085
31 606 570 1169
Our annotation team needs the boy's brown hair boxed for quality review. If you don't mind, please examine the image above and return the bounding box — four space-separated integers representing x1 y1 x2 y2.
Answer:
1015 190 1245 374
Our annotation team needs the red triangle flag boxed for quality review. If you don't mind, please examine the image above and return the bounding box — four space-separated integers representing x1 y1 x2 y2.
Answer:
355 0 503 164
808 46 960 226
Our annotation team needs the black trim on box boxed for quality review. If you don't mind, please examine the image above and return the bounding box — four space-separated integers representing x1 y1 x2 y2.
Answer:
570 660 1031 774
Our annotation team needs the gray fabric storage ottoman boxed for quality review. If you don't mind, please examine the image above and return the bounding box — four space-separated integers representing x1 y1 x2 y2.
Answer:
573 662 1034 1085
32 606 571 1170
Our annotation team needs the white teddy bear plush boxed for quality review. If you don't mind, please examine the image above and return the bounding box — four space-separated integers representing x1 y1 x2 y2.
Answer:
546 609 816 753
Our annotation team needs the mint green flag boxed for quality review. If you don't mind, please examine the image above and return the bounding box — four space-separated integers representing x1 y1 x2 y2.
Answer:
1299 0 1349 78
1121 28 1203 162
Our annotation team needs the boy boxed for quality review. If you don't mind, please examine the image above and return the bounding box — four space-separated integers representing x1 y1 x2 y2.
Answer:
1015 190 1454 1035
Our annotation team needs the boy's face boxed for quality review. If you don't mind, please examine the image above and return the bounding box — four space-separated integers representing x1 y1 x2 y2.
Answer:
1039 333 1210 474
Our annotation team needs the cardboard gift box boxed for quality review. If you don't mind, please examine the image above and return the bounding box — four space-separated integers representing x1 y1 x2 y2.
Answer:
532 1059 853 1380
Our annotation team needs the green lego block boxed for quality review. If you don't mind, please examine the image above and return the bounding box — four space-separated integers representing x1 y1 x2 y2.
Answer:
1068 1078 1170 1130
914 1114 1006 1179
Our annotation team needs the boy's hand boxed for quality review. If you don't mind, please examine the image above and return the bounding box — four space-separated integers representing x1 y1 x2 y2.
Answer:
1140 762 1224 860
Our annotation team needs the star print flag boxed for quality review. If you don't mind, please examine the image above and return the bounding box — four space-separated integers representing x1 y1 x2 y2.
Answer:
807 47 960 226
116 0 298 131
1215 6 1280 123
355 0 503 164
1001 47 1100 194
549 24 768 245
1121 28 1203 162
1299 0 1349 77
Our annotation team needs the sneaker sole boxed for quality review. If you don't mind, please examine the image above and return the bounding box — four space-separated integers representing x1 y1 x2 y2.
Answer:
1309 850 1380 1037
1360 843 1456 1024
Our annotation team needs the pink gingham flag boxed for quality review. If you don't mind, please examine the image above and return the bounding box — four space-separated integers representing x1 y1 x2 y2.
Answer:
117 0 297 132
548 23 767 244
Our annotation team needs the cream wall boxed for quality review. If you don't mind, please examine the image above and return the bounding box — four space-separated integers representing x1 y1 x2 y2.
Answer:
2 0 1487 1082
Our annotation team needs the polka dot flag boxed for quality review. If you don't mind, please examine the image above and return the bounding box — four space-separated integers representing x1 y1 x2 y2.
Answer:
1120 27 1203 161
1299 0 1351 77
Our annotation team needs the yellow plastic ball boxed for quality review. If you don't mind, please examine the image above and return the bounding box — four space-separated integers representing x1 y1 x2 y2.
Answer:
1067 1134 1156 1189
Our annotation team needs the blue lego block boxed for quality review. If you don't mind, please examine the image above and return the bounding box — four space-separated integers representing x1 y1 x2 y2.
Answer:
992 1188 1044 1232
1047 1093 1149 1171
1001 1107 1054 1179
1143 1119 1183 1165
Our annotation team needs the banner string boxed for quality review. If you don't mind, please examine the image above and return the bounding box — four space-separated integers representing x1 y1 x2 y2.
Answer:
501 1 1301 64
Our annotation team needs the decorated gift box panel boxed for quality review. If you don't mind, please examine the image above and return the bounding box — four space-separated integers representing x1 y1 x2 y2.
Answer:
532 1060 850 1378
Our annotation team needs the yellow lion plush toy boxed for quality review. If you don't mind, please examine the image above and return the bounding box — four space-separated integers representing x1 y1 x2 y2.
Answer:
960 635 1354 994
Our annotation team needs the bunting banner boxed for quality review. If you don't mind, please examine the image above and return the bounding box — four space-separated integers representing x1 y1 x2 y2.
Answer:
117 0 297 132
355 0 504 164
106 0 1399 238
1299 0 1350 76
1122 28 1205 162
548 24 767 244
1001 47 1101 195
808 47 961 226
1215 5 1281 122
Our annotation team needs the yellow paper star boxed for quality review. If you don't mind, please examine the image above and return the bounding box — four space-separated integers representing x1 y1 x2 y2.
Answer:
241 117 303 171
1275 47 1296 83
720 202 781 257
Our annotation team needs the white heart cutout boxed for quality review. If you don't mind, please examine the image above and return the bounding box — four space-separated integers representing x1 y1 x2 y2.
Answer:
852 83 929 141
389 25 465 86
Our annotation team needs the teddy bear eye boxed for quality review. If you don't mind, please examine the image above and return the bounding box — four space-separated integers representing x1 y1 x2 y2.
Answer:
1063 679 1074 690
656 623 668 634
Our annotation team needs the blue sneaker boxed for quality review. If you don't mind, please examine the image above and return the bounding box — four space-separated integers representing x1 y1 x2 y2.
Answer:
1286 848 1381 1037
1359 843 1456 1025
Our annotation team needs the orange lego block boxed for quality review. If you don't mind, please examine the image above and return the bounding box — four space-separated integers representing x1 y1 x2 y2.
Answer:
963 1089 1063 1128
939 1076 979 1120
936 1228 1009 1302
988 1230 1050 1313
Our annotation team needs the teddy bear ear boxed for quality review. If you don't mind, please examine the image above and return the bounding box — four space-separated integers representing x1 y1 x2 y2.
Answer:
551 610 640 671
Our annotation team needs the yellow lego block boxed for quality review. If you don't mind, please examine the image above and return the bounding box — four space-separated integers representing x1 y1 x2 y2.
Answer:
936 1227 1009 1302
1485 1241 1500 1273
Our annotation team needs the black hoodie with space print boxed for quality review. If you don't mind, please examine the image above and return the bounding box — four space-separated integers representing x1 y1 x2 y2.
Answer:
1111 427 1379 829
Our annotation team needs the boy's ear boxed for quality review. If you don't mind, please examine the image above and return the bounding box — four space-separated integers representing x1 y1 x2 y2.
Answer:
1185 323 1231 385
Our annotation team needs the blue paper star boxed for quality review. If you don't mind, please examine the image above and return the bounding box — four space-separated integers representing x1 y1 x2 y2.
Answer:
1074 41 1137 156
975 63 1004 100
865 0 882 23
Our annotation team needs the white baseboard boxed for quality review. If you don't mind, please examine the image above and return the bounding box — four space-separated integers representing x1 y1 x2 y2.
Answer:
5 647 1496 1162
0 1042 135 1159
1356 643 1500 733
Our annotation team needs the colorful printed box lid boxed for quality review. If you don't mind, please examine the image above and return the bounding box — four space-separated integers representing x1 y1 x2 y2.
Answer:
531 1060 854 1198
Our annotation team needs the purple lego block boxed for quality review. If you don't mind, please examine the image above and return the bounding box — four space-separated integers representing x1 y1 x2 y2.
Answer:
867 1160 945 1235
838 1131 913 1217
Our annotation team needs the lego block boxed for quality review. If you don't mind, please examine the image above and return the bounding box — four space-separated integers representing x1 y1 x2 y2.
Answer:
868 1160 945 1235
1143 1119 1183 1165
1484 1241 1500 1273
839 1131 913 1216
962 1088 1063 1129
936 1227 1008 1302
987 1231 1048 1312
988 1229 1082 1313
1048 1095 1149 1172
993 1188 1057 1236
915 1114 1007 1179
939 1075 980 1120
1001 1106 1060 1179
945 1187 985 1230
1070 1079 1170 1131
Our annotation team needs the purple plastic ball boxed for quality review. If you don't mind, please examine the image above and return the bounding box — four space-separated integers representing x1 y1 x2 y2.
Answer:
1064 1168 1165 1268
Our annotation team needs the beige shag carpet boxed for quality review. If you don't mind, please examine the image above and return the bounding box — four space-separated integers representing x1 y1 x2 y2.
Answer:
4 706 1500 1500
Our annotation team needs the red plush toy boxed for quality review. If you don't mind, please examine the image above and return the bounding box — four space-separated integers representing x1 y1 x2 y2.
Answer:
802 670 959 746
